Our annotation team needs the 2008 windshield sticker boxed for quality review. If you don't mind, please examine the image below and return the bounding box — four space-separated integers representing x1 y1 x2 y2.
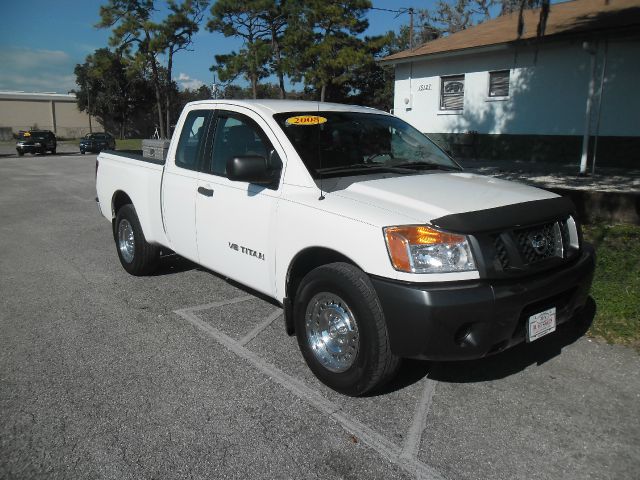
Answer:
285 115 327 126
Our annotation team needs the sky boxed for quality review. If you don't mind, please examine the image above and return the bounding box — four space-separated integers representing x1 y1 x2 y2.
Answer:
0 0 425 94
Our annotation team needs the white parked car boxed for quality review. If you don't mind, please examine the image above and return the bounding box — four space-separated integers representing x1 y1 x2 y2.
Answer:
96 100 595 396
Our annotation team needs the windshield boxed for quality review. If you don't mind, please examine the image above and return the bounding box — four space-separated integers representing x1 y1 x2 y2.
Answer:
273 111 460 178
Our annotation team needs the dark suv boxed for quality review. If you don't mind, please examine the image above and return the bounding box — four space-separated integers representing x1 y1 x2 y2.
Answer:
80 133 116 154
16 130 57 156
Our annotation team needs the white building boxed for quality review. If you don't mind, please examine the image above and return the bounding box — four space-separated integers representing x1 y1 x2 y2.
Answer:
381 0 640 168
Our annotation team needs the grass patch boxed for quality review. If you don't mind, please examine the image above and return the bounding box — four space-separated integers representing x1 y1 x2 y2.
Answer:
116 138 142 150
583 223 640 349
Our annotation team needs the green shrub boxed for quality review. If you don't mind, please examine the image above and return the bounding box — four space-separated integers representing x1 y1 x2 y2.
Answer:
583 223 640 349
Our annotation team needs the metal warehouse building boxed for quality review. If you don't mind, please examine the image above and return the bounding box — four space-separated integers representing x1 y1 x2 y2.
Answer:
0 91 94 140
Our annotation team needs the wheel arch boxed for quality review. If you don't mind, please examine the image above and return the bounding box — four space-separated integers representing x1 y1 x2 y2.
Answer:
283 247 362 336
111 190 133 219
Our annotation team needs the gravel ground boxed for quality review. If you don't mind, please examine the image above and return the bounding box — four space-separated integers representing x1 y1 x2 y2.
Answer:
460 160 640 194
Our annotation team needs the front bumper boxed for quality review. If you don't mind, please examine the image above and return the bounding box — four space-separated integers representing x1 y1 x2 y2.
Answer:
371 244 595 360
17 144 44 153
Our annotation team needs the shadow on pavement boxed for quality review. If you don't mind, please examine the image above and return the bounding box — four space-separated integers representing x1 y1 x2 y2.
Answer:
148 251 598 392
152 252 198 276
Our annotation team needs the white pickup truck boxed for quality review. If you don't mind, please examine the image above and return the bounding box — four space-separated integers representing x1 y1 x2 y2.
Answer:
96 100 595 396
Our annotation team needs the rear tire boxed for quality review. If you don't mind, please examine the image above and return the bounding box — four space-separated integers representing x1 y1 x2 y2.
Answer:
17 150 24 157
114 204 160 275
294 262 400 396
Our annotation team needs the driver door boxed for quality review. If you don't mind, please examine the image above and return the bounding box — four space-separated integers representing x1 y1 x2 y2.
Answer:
195 109 283 296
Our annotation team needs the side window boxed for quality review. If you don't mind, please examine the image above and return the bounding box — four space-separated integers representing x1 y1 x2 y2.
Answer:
209 114 274 177
175 110 210 171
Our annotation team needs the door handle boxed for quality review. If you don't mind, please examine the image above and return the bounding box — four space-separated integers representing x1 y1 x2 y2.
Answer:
197 186 214 197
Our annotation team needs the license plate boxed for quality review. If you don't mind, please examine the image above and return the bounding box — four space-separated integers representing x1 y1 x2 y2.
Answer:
527 307 556 342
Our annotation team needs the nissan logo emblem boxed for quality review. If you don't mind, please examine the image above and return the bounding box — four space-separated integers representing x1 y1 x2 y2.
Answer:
529 233 547 254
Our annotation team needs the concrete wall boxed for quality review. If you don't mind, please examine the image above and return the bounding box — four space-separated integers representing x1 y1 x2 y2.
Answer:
392 36 640 165
0 92 98 138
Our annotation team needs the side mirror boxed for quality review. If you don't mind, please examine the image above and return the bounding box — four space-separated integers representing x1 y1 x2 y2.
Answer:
227 155 273 185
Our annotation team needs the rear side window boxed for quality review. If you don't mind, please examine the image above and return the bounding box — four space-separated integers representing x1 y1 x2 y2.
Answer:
175 110 210 171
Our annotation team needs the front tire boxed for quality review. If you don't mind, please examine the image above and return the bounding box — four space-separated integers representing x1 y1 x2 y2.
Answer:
294 262 400 396
114 204 160 275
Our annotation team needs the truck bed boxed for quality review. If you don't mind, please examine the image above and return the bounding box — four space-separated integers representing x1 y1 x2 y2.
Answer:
96 150 168 248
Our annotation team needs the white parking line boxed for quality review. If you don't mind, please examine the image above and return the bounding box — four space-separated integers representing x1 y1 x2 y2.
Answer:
239 308 283 346
175 298 444 480
186 295 255 313
400 378 437 462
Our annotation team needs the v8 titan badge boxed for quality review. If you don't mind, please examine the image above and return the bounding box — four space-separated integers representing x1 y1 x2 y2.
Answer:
527 307 557 342
285 115 327 126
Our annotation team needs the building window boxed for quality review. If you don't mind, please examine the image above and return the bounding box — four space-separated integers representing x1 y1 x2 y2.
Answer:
489 70 510 97
440 75 465 110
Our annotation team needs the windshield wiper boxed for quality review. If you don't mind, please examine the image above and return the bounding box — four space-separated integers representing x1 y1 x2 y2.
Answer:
391 161 460 171
317 163 412 175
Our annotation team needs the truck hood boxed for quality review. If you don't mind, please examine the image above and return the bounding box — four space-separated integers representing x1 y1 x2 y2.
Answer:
327 171 558 224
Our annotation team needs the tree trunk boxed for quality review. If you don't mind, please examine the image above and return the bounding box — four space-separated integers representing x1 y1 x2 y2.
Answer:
278 72 286 100
166 50 173 139
251 73 258 99
320 84 326 102
271 26 286 99
145 31 165 138
251 37 259 99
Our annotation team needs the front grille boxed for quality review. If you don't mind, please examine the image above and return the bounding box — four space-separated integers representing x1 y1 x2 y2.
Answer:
514 222 563 264
486 218 577 274
494 236 510 269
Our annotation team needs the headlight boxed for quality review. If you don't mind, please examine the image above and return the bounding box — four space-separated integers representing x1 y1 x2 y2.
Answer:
383 225 476 273
34 142 42 147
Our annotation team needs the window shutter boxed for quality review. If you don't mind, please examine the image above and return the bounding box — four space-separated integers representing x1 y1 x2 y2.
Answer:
489 70 510 97
440 75 465 110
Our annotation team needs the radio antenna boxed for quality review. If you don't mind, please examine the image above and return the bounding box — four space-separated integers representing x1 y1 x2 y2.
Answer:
318 100 325 200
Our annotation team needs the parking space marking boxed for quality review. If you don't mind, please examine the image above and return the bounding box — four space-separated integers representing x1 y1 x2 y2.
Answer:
186 295 255 313
239 308 283 346
175 299 445 480
400 378 437 463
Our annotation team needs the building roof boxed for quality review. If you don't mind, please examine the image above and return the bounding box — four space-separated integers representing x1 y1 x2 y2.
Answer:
381 0 640 64
0 91 77 102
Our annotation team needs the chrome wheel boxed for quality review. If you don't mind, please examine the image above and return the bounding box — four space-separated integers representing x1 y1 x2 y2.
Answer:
305 293 359 373
118 219 135 263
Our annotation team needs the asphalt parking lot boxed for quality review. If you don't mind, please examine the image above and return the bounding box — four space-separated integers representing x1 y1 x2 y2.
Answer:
1 153 639 480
